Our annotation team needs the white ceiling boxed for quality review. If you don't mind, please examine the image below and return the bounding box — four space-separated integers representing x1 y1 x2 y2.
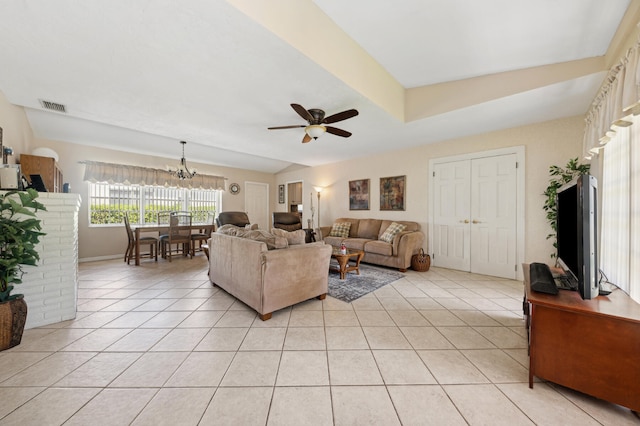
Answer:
0 0 632 173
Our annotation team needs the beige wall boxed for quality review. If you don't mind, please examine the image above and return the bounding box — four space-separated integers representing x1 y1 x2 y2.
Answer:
0 91 34 164
24 138 276 260
3 89 586 264
276 115 585 264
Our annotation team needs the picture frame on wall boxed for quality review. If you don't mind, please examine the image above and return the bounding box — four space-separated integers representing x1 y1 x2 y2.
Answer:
380 175 405 211
278 184 285 204
349 179 370 210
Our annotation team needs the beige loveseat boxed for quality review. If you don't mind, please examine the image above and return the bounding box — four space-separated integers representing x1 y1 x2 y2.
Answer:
208 231 332 320
319 218 424 272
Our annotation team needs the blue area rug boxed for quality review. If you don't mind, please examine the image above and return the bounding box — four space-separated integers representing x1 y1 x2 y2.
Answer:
328 264 405 303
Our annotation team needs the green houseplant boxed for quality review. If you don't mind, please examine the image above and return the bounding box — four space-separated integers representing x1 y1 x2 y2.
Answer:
543 158 590 259
0 188 46 350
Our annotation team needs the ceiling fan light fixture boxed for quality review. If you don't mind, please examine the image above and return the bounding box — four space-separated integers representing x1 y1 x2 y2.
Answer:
305 125 326 139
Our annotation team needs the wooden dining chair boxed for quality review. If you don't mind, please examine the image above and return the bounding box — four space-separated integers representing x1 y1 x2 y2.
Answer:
124 213 158 264
159 212 193 262
191 211 216 255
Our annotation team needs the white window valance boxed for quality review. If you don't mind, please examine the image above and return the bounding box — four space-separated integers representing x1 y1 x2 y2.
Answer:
584 34 640 158
81 161 226 190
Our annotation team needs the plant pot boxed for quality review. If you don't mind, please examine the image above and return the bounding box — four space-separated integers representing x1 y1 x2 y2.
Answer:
0 296 27 351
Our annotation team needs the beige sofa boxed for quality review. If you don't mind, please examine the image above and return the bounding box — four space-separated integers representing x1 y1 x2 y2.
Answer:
320 218 424 272
208 232 332 320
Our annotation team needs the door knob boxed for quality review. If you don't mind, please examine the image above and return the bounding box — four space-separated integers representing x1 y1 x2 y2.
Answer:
459 219 469 224
472 220 482 224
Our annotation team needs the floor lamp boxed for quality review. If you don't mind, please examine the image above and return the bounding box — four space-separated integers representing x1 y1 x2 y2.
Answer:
313 186 323 229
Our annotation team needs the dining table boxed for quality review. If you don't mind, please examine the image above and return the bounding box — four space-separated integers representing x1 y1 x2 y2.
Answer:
133 223 215 265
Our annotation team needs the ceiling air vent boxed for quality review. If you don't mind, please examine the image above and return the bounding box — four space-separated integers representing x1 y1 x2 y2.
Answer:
39 99 67 113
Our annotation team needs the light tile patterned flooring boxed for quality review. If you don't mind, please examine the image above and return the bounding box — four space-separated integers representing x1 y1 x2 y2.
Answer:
0 255 638 425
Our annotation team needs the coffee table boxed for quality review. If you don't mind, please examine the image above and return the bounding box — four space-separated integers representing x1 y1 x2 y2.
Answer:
330 247 365 280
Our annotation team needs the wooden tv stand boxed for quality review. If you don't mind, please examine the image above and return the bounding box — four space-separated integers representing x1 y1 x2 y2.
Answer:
524 264 640 412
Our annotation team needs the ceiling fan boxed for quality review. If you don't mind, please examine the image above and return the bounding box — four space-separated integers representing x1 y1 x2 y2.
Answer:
268 103 359 143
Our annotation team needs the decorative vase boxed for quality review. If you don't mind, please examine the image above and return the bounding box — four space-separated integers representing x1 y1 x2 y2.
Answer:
0 296 28 351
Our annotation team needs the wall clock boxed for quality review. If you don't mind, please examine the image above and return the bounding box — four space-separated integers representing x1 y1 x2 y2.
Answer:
229 182 241 195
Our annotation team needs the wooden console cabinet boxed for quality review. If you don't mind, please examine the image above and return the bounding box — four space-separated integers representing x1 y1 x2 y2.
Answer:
19 154 63 193
524 264 640 412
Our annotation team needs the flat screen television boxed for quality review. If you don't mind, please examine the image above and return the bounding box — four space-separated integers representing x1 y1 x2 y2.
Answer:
556 174 599 299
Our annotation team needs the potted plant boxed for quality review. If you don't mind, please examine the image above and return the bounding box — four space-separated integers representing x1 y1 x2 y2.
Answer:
0 188 46 350
543 157 590 259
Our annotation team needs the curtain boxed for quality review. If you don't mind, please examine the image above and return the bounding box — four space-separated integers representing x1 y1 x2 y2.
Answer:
600 114 640 303
600 124 630 295
583 39 640 158
81 161 226 190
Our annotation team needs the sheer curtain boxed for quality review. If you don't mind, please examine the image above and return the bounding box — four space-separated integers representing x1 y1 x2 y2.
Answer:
585 35 640 303
600 115 640 302
600 123 630 295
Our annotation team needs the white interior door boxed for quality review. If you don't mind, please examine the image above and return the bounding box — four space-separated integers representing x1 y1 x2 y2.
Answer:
432 160 471 271
245 182 269 230
431 152 519 279
470 155 517 278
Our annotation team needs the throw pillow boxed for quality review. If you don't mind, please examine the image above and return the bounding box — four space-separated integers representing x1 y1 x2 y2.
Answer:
238 229 288 249
329 222 351 238
271 228 306 245
217 224 242 235
379 222 407 243
245 223 259 230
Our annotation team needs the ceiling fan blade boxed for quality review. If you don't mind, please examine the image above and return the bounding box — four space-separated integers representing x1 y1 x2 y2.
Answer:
325 126 352 138
268 125 306 130
323 109 359 124
302 133 312 143
291 104 313 122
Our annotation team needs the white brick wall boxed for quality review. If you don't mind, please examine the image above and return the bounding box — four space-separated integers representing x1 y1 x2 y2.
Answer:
1 192 82 329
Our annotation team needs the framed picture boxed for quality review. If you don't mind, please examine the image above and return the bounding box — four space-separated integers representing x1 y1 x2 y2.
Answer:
380 175 405 211
278 184 285 204
349 179 370 210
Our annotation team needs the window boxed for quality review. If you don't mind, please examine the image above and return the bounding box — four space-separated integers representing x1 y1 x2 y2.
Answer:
88 183 220 225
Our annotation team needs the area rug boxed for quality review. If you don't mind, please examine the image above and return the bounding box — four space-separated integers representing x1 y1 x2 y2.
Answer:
328 264 405 303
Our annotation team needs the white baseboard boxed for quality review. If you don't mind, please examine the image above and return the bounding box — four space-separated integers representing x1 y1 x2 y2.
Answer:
79 254 122 263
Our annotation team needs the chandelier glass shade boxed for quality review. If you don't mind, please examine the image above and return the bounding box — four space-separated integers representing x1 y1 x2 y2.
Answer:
170 140 196 180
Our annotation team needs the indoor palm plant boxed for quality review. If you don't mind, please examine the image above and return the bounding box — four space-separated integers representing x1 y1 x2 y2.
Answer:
0 188 46 350
543 157 590 259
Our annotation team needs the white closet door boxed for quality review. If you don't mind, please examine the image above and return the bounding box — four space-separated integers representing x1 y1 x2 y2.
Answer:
470 155 517 278
431 153 518 279
432 160 471 271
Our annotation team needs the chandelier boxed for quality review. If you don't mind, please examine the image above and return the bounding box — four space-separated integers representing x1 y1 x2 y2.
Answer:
170 140 196 180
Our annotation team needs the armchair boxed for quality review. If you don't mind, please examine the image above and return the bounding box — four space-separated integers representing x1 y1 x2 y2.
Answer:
216 211 251 228
272 212 302 232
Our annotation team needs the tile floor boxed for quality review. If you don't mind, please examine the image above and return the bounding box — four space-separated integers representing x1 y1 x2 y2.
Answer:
0 255 638 425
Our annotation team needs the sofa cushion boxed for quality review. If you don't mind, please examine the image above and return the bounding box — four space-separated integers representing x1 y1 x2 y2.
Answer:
271 228 306 245
323 236 344 247
329 222 351 238
357 219 382 239
343 238 371 251
379 222 407 243
365 240 393 256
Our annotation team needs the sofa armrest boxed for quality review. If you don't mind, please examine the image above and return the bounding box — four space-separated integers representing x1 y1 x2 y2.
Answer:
318 226 332 240
260 243 332 314
393 231 425 257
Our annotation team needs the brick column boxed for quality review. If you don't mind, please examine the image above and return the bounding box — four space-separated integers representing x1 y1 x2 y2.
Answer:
7 192 82 329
